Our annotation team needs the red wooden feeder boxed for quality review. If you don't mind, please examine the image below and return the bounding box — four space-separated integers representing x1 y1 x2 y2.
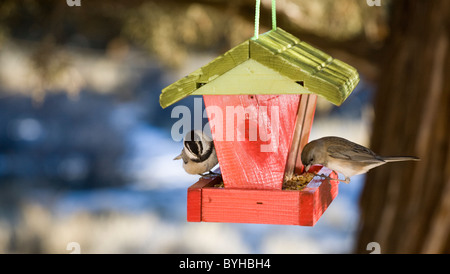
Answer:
187 165 338 226
160 28 359 226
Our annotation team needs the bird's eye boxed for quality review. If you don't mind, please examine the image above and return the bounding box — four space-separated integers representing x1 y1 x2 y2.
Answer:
309 158 314 163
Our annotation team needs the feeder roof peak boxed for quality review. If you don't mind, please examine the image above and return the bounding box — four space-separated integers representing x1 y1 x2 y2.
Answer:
160 28 359 108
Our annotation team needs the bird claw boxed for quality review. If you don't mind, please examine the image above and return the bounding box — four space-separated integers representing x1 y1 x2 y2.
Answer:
315 173 350 184
199 170 221 178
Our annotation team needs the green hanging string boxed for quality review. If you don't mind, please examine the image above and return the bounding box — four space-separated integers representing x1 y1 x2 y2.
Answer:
254 0 261 39
253 0 277 39
272 0 277 31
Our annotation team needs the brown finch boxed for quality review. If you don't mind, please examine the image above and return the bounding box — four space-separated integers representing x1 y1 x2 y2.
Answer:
301 136 419 183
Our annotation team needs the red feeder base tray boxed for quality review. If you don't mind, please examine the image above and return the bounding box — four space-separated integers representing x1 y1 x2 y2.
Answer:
187 166 339 226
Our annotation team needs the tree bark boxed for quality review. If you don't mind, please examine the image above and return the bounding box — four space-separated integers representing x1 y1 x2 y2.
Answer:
356 0 450 253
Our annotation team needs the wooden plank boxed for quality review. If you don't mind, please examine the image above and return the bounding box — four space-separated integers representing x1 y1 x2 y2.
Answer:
187 174 222 222
197 41 250 83
294 94 317 173
250 39 308 83
202 187 301 225
160 42 249 109
284 94 317 177
299 166 339 226
161 28 359 109
159 67 202 109
204 94 301 190
250 29 360 106
186 166 339 226
191 59 311 95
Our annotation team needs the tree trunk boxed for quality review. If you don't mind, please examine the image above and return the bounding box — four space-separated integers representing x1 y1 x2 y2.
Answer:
356 0 450 253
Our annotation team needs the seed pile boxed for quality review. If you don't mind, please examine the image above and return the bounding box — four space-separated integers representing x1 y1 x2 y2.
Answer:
283 172 315 190
211 172 315 190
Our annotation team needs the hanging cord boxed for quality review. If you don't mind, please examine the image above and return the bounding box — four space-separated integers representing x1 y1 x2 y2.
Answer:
253 0 277 39
254 0 261 39
271 0 277 31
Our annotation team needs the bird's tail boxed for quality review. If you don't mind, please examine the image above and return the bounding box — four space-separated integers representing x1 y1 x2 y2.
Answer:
380 156 420 162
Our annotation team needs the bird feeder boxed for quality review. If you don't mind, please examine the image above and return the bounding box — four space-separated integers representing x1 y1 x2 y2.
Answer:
160 5 359 226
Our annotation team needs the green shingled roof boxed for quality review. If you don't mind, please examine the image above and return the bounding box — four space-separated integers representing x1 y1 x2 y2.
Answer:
160 28 359 108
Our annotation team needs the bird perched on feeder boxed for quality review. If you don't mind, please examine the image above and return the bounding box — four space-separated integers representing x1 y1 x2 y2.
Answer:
301 136 419 183
174 130 218 176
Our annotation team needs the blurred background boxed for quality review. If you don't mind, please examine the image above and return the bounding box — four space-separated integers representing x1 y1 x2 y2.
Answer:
0 0 448 253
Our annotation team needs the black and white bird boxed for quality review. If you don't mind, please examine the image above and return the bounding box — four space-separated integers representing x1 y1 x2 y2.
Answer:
174 130 219 175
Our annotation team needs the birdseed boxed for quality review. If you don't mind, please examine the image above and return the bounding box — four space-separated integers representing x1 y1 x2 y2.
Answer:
283 172 315 190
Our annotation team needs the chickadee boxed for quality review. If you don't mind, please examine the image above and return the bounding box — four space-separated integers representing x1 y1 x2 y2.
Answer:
174 130 219 176
301 136 419 183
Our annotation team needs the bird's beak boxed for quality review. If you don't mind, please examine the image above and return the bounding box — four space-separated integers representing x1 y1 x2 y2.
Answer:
304 164 311 172
173 154 182 160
